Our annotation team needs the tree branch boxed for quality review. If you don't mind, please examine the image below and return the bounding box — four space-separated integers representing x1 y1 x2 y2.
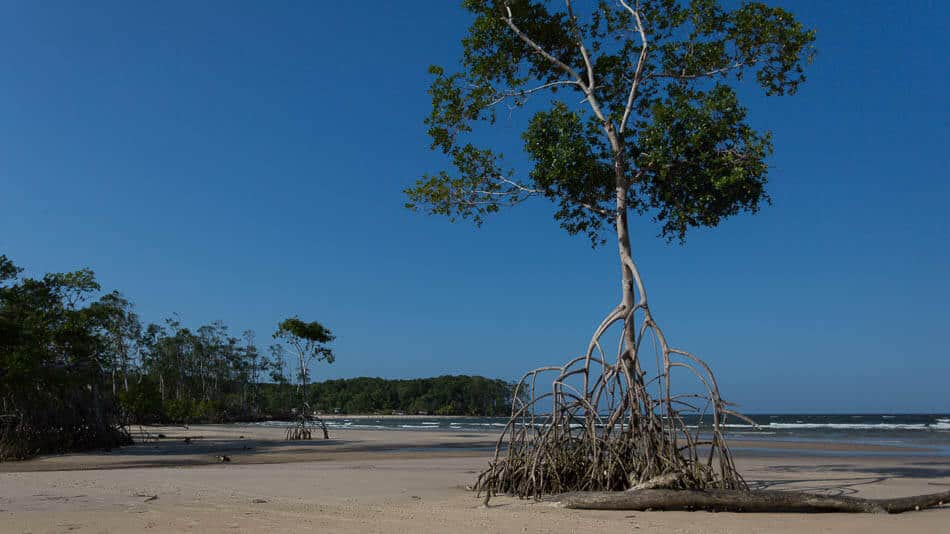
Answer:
502 2 610 126
502 4 586 88
565 0 595 89
487 81 582 107
649 59 757 81
619 0 648 134
576 200 611 217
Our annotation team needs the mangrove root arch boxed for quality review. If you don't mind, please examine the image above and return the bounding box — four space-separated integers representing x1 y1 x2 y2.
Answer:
472 260 950 513
474 250 750 500
285 402 330 441
550 489 950 514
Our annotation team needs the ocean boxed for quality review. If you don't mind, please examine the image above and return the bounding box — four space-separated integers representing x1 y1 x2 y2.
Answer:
252 413 950 455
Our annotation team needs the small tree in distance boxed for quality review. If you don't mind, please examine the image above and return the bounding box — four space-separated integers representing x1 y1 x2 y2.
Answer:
406 0 814 499
273 317 335 439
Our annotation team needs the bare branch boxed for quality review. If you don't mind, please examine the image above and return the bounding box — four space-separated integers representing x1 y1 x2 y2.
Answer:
502 4 586 88
502 3 610 126
450 175 542 209
649 60 757 81
576 200 611 217
487 80 582 107
619 0 648 134
498 176 541 194
565 0 595 89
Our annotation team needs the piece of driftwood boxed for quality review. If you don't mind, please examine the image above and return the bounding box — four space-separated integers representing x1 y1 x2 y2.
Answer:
549 489 950 514
628 472 684 491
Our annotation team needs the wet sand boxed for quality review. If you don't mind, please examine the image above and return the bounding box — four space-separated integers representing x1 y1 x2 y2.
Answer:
1 424 948 533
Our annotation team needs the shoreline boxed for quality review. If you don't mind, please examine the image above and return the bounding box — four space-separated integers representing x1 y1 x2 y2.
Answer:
171 419 950 452
1 424 948 533
0 423 940 475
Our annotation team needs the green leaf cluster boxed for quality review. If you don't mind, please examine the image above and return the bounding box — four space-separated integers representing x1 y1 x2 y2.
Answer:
406 0 815 244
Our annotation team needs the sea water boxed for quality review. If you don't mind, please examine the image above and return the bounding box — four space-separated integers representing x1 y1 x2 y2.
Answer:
251 413 950 454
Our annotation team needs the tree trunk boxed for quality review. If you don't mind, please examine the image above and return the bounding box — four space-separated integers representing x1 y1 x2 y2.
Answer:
608 129 638 337
551 489 950 514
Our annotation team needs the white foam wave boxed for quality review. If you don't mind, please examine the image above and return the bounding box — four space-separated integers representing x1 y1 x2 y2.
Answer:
766 423 930 430
249 418 950 433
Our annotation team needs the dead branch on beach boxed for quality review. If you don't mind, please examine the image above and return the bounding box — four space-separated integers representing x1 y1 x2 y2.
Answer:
549 488 950 514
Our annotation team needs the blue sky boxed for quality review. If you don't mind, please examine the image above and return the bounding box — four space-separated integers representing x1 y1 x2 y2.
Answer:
1 1 947 412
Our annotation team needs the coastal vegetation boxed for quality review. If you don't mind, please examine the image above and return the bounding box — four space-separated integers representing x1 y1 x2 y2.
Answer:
272 316 337 439
0 255 131 460
0 255 514 459
306 376 514 416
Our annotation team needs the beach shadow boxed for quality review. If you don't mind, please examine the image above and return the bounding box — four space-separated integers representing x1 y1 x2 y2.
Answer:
765 463 950 479
0 432 501 473
232 439 498 457
746 461 950 496
747 474 887 496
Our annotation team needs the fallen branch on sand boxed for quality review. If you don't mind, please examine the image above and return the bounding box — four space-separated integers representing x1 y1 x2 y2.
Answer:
549 488 950 514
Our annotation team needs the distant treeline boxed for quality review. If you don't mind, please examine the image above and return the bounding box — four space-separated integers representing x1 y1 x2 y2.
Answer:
300 376 513 416
0 255 514 460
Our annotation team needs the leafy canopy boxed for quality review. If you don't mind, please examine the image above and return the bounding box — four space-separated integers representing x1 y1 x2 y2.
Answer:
0 256 132 458
406 0 815 244
274 317 336 364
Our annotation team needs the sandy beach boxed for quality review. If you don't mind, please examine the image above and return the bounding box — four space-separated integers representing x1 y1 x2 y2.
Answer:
1 424 948 533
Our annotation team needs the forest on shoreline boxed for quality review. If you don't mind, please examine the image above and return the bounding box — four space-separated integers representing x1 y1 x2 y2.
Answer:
0 255 513 460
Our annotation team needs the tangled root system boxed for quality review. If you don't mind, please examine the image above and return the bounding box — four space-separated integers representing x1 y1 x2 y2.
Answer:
475 261 748 500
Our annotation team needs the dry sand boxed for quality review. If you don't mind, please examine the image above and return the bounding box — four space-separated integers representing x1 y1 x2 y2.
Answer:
1 424 948 533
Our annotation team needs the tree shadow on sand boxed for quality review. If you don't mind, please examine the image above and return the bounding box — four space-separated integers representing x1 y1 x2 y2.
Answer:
746 462 950 496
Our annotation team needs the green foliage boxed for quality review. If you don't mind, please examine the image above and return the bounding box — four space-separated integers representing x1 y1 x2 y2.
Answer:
0 255 513 459
635 83 772 238
305 375 514 416
136 318 273 424
524 102 614 241
273 317 335 404
406 0 815 244
0 255 21 282
274 317 335 365
0 256 131 460
164 398 195 424
118 377 164 424
276 317 334 345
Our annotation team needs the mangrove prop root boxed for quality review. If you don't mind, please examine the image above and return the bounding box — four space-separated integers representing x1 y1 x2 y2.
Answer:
285 424 311 441
550 489 950 514
474 280 748 499
474 256 946 513
285 402 330 441
1 411 130 461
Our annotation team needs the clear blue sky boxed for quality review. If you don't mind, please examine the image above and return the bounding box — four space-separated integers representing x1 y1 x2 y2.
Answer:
1 1 947 412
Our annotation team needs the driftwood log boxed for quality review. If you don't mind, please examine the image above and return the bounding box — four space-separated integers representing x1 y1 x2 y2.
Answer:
550 489 950 514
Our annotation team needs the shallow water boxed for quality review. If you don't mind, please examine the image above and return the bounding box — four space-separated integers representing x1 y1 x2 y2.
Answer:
251 413 950 454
